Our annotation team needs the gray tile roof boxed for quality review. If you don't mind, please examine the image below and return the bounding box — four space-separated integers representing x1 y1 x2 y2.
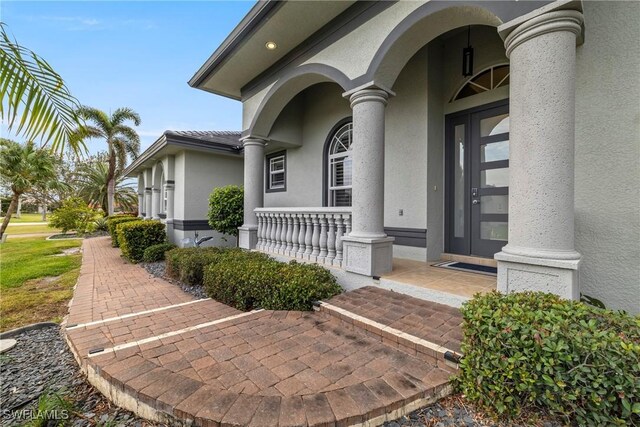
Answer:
164 130 242 147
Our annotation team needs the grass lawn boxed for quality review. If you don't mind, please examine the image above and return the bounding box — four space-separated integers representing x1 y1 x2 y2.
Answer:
0 213 46 223
0 236 82 331
5 223 61 235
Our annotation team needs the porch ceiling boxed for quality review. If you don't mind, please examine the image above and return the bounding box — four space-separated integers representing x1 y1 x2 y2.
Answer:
189 0 355 100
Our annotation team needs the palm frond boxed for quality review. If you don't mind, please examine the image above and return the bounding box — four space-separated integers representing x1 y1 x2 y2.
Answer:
0 23 85 155
111 107 141 127
77 106 112 134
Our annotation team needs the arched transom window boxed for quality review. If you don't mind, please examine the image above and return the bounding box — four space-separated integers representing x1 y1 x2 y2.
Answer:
452 64 510 102
327 122 353 207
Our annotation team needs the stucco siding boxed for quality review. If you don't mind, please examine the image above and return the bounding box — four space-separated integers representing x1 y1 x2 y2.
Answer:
574 1 640 314
173 152 186 220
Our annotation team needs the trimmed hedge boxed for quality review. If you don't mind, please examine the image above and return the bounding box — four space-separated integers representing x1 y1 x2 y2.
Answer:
456 291 640 426
142 243 177 263
165 247 267 287
106 215 138 247
204 255 342 311
116 220 166 263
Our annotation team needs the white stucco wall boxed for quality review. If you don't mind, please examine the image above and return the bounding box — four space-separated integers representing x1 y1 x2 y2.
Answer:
173 152 186 220
574 1 640 314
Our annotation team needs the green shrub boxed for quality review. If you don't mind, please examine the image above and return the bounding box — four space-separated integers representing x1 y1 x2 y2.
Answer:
49 197 97 234
116 220 166 263
93 216 108 232
204 255 342 311
456 291 640 426
165 247 260 287
106 215 138 247
142 242 177 263
208 185 243 238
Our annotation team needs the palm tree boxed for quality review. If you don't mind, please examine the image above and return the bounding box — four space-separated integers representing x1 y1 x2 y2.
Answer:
77 161 137 214
73 107 141 215
0 23 84 154
0 139 57 238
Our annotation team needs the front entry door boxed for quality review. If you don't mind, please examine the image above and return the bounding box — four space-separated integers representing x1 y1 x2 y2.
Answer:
445 101 509 258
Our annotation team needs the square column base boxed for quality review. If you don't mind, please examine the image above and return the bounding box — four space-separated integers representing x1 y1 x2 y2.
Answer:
238 226 258 250
342 236 394 277
495 251 581 300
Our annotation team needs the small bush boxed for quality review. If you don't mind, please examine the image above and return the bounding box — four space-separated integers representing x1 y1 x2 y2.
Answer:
117 220 166 263
165 247 261 286
142 242 177 263
456 291 640 426
93 216 108 232
208 185 243 238
204 255 342 311
106 215 138 247
49 198 97 234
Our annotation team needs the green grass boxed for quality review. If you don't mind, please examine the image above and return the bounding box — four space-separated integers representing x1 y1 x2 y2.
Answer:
5 224 61 235
0 236 82 331
0 213 46 223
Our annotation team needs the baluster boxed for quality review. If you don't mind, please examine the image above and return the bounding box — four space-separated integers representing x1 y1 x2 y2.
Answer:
318 215 328 263
280 214 289 254
298 214 307 258
256 213 263 250
285 214 294 256
326 214 336 264
269 213 278 251
334 215 344 266
291 214 300 256
311 214 320 262
263 214 271 251
273 214 282 252
345 214 352 237
304 214 313 259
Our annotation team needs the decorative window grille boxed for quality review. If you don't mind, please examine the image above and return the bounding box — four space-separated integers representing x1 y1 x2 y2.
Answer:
327 122 353 207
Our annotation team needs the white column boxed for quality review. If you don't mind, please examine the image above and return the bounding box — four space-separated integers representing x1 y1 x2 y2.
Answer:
137 193 144 218
495 8 584 300
144 188 152 220
238 137 266 249
151 188 161 219
341 87 394 276
165 182 175 221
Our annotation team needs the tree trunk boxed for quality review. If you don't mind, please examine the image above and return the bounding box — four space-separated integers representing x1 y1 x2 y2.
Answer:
15 196 22 219
107 149 117 216
0 193 20 239
41 202 47 221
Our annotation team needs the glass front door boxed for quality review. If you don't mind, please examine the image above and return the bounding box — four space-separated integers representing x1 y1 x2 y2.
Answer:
445 101 509 258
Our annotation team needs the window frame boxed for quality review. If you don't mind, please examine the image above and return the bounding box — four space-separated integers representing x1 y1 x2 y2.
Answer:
265 150 287 193
322 118 353 207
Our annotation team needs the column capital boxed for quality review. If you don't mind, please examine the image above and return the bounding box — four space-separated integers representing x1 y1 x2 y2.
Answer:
240 136 267 148
144 187 152 193
346 86 393 109
501 9 584 57
152 188 161 193
163 183 175 190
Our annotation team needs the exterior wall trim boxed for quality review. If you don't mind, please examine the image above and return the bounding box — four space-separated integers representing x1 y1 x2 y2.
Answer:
385 227 427 248
172 220 213 231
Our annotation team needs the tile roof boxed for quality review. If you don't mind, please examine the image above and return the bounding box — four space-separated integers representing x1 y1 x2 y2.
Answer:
164 130 242 147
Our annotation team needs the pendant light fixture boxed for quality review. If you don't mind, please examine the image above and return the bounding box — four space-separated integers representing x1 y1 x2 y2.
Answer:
462 26 474 77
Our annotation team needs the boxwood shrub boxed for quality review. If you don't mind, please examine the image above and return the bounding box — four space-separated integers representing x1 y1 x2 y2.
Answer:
142 242 177 263
116 220 166 263
106 215 138 247
456 291 640 426
204 255 342 311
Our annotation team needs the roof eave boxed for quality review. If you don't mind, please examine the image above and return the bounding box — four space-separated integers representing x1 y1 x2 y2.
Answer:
188 0 282 91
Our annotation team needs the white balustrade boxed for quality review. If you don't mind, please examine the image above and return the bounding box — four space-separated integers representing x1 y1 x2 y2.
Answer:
254 208 352 268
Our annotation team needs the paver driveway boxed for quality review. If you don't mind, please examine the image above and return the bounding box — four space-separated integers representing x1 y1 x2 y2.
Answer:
65 237 462 426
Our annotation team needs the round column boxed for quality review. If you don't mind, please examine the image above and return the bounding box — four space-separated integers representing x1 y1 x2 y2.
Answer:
165 183 175 221
349 88 389 239
137 193 144 218
501 10 583 260
239 137 266 249
144 188 152 220
151 188 161 219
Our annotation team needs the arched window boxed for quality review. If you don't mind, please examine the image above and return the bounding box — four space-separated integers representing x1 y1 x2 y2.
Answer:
326 121 353 207
452 64 510 102
160 170 167 214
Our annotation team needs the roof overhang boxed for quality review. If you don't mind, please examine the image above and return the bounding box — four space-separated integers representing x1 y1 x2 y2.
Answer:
123 132 242 178
188 0 356 100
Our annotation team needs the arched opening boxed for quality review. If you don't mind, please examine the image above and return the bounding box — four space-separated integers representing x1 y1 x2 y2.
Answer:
325 120 353 207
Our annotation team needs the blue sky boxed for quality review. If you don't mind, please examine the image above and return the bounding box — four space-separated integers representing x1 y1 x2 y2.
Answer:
1 1 254 154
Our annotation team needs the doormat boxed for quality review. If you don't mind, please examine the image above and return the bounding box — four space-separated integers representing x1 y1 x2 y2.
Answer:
432 261 497 276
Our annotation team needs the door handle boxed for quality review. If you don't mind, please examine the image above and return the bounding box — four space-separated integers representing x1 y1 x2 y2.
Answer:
472 199 480 205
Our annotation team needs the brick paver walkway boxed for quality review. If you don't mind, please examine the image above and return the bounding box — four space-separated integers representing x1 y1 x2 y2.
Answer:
65 237 462 426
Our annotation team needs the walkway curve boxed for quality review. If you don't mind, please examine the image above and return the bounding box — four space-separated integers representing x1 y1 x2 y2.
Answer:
65 237 460 426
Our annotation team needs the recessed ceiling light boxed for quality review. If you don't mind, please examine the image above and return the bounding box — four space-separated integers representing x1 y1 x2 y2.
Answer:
265 41 277 50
